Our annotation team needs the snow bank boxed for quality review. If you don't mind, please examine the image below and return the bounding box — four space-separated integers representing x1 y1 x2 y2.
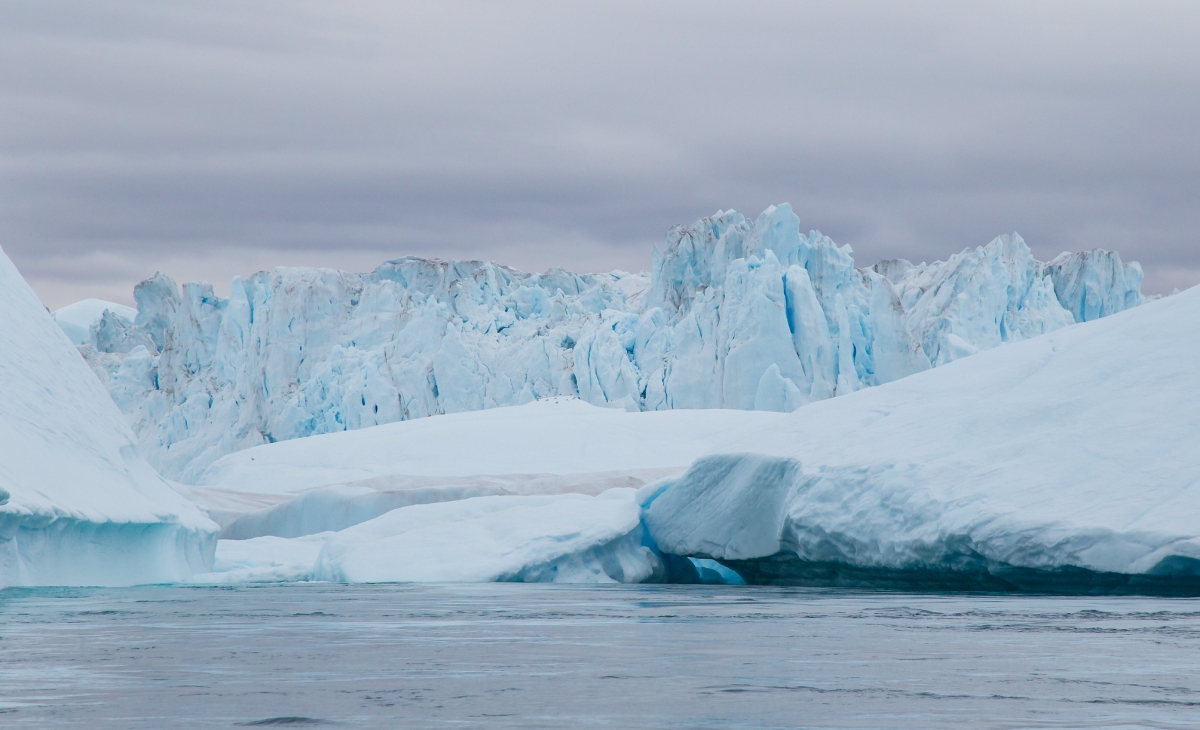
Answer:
79 204 1143 482
644 285 1200 592
191 398 781 538
53 298 137 345
0 248 217 587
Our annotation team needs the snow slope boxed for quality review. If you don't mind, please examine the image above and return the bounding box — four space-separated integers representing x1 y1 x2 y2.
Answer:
0 248 217 588
53 298 137 345
643 285 1200 591
187 398 782 538
78 204 1143 482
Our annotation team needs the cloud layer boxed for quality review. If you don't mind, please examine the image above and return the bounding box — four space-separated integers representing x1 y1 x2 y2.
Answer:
3 1 1198 308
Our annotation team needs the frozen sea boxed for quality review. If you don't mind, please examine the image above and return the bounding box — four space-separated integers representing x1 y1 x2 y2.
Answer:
2 584 1200 729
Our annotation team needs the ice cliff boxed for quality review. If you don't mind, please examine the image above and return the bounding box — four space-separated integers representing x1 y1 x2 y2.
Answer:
0 247 217 588
77 204 1144 482
643 284 1200 592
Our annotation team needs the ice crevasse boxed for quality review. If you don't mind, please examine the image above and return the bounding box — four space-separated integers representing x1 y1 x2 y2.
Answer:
76 204 1145 483
0 246 218 588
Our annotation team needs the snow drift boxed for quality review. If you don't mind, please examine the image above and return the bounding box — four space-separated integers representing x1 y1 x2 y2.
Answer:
77 204 1143 482
643 285 1200 593
0 247 217 588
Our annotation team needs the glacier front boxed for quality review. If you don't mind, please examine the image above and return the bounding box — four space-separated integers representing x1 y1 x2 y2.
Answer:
0 247 218 588
77 204 1144 483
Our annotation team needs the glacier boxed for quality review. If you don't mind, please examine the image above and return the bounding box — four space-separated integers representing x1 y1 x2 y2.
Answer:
0 247 218 588
75 204 1144 483
643 284 1200 593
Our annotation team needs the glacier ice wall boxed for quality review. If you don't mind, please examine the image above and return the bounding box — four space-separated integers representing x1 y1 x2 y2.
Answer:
78 204 1144 482
0 246 218 588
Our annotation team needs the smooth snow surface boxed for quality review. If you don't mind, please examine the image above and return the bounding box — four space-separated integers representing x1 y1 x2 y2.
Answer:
644 285 1200 588
0 247 217 588
53 298 137 345
78 204 1143 482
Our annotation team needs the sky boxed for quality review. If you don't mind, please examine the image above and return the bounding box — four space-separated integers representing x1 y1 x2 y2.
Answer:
2 1 1198 309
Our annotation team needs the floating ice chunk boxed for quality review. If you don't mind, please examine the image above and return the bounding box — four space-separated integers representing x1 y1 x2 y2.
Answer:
193 533 332 584
646 285 1200 591
312 489 664 584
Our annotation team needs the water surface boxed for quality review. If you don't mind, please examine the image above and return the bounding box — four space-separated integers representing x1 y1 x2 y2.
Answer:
2 583 1199 729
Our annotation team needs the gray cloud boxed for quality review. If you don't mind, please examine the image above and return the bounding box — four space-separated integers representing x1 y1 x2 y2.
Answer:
2 0 1198 308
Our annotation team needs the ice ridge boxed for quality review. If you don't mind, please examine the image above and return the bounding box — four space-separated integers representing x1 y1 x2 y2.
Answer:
77 204 1143 482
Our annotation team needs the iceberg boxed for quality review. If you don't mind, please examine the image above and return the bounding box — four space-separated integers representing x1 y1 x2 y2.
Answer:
76 204 1144 484
187 399 778 585
196 489 665 585
0 247 217 588
643 285 1200 593
312 489 662 584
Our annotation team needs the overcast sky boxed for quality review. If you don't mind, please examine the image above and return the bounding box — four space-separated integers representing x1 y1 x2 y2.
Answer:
2 1 1198 308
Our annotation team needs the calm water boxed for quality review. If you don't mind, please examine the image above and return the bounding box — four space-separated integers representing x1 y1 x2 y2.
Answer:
2 584 1200 729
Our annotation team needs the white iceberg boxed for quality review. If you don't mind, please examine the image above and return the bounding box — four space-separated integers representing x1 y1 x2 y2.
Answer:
0 247 217 588
643 284 1200 592
76 204 1143 482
